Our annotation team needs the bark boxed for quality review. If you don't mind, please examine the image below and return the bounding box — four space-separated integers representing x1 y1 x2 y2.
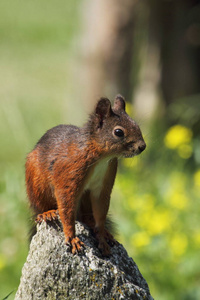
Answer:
148 0 200 105
79 0 137 110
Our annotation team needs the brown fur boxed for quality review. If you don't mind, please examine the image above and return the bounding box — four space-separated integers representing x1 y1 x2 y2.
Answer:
25 95 146 256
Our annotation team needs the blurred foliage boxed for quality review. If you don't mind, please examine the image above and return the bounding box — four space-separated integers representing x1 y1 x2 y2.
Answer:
0 1 80 299
112 108 200 299
0 1 200 300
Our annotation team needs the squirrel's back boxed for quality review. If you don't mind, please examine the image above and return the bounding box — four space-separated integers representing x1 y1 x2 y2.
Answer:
36 124 81 150
26 124 93 214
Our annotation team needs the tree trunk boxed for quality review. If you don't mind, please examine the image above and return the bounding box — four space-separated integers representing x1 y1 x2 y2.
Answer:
79 0 137 111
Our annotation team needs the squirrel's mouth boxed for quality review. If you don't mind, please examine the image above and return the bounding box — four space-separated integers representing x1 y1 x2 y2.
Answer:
123 147 146 158
123 152 136 158
122 140 146 158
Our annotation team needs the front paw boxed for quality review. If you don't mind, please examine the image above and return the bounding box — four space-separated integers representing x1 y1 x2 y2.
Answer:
65 236 84 255
36 210 59 223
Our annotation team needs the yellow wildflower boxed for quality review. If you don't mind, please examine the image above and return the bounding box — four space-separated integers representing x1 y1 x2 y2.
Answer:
193 232 200 247
169 192 188 210
178 144 193 159
169 233 188 257
164 125 193 149
128 194 155 211
136 208 172 236
147 209 172 235
131 231 151 248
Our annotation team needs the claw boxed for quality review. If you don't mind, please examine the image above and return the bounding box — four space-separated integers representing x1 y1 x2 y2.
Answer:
36 210 59 223
65 236 84 254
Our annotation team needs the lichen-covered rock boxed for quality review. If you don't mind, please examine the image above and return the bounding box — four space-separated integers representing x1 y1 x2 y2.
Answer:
15 218 154 300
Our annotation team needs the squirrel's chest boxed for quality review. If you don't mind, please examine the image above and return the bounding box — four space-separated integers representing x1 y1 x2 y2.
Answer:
84 158 110 196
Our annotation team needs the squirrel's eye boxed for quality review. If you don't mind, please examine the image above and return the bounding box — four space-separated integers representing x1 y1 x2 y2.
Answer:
114 128 124 137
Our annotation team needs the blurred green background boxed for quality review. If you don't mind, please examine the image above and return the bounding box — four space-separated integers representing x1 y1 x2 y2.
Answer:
0 1 200 299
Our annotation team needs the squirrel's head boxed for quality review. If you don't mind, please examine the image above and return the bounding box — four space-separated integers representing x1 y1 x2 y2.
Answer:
89 95 146 158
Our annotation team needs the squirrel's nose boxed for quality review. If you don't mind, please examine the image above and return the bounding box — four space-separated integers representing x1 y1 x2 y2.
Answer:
138 141 146 153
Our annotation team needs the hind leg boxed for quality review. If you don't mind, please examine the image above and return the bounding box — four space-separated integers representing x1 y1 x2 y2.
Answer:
26 150 58 215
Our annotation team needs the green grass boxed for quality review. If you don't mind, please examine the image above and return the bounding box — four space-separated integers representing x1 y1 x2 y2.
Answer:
0 1 80 298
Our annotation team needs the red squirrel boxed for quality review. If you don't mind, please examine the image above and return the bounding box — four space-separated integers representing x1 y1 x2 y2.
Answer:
26 95 146 256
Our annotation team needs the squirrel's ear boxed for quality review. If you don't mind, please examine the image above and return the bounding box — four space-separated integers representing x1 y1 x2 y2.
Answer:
95 98 112 122
113 94 126 111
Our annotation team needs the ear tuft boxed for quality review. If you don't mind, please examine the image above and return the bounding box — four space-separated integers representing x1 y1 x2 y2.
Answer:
113 94 126 111
95 98 112 122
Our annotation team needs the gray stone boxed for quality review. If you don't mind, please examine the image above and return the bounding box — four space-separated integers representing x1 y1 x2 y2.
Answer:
15 218 154 300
